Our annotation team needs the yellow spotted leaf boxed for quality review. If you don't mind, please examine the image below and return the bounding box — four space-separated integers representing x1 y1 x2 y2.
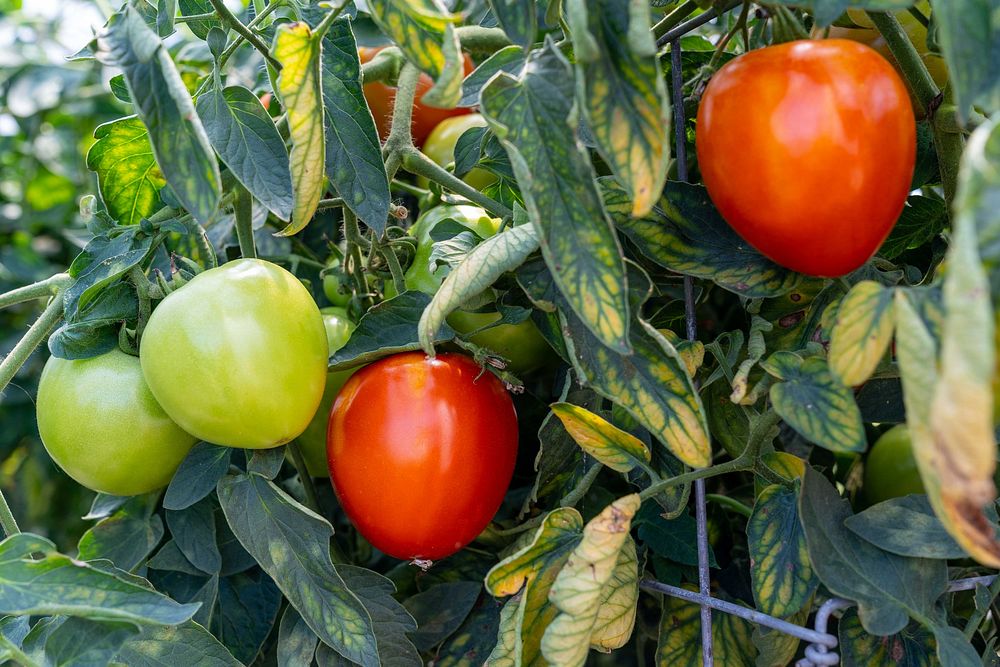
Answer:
760 452 806 483
589 537 638 651
273 22 325 236
541 494 640 667
828 281 895 387
658 329 704 378
485 595 520 666
549 403 651 473
655 588 756 667
367 0 463 108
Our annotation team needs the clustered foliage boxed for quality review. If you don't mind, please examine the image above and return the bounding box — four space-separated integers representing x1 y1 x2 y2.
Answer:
0 0 998 666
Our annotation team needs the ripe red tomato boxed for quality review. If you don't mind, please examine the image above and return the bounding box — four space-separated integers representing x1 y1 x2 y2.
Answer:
360 47 475 147
696 40 916 277
327 352 518 560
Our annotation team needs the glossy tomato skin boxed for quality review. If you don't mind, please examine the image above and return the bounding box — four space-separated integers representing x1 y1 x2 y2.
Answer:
141 259 328 449
327 352 518 560
418 114 498 190
361 47 475 147
863 424 925 505
37 348 196 495
696 39 916 277
296 307 357 477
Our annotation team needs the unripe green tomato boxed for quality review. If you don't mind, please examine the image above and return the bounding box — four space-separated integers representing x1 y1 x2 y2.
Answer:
323 269 351 307
417 114 498 191
141 259 329 449
296 307 358 476
863 424 925 505
37 348 196 496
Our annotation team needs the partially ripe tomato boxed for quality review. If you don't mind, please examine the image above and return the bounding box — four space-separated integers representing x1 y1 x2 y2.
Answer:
696 40 916 277
360 47 475 147
296 307 357 477
141 259 328 449
418 114 498 191
327 352 518 560
863 424 925 505
37 348 196 496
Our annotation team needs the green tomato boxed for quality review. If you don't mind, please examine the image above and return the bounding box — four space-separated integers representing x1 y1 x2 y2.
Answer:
323 270 351 307
863 424 925 506
37 348 196 496
140 258 329 449
296 307 358 476
417 114 498 191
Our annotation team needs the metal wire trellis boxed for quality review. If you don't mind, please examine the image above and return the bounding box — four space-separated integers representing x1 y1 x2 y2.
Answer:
659 21 995 667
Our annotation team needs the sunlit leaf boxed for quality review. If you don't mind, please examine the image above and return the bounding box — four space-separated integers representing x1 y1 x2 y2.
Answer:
566 0 667 216
273 22 326 236
480 40 631 353
86 116 165 226
828 281 895 386
549 402 650 473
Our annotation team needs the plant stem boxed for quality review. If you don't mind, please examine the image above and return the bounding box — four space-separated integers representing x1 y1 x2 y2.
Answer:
494 462 603 537
361 47 404 85
0 295 64 397
234 185 257 259
454 25 512 52
0 273 73 310
401 149 512 218
208 0 282 70
218 0 282 68
964 574 1000 639
175 11 216 22
317 197 345 212
287 441 321 513
390 179 430 197
705 493 753 518
382 62 422 180
379 242 407 296
130 266 151 343
0 486 19 538
0 636 34 667
343 210 373 309
652 1 698 40
656 0 741 47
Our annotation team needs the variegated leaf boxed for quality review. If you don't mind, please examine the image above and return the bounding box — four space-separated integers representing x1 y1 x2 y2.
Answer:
86 116 165 226
549 403 651 473
828 281 895 387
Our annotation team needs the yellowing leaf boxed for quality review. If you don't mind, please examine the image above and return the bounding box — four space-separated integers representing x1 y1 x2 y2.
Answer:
273 22 325 236
657 329 704 378
828 281 895 386
656 588 756 667
86 117 165 226
541 494 640 667
485 595 520 666
549 403 650 473
589 537 638 651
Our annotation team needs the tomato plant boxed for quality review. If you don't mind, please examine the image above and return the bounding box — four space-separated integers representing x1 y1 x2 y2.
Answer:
418 114 498 190
862 425 925 506
696 39 916 277
327 352 518 560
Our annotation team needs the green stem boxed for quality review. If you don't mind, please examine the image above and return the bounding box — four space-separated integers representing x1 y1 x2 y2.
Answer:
208 0 282 70
401 148 512 218
175 11 216 22
0 486 19 538
234 185 257 259
0 636 35 667
705 493 753 518
0 295 65 397
130 267 151 343
218 0 282 68
454 25 513 52
379 242 407 296
964 574 1000 639
287 441 321 513
931 86 965 207
384 63 421 148
0 273 72 310
361 47 404 86
652 1 698 40
390 179 430 197
317 197 345 212
343 211 373 310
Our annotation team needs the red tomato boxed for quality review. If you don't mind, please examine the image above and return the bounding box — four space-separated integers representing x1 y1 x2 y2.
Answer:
327 352 518 560
696 40 916 277
360 47 475 147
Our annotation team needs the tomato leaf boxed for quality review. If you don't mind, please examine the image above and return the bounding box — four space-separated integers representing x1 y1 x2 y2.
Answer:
655 589 756 667
63 227 152 319
879 196 948 260
86 116 165 226
565 0 668 217
603 179 800 299
460 45 526 107
747 484 818 618
549 402 651 473
197 85 294 222
837 608 936 667
752 606 809 667
403 582 481 651
177 0 220 40
115 622 242 667
163 442 232 511
480 40 632 353
212 569 282 663
320 18 390 233
367 0 463 108
635 505 716 568
828 281 895 387
49 281 139 360
273 22 326 236
166 497 222 575
433 596 504 666
767 0 912 27
0 533 199 625
488 0 535 49
931 0 1000 124
216 470 419 666
277 606 318 667
798 466 947 636
78 494 165 572
332 291 456 370
931 624 983 667
763 351 866 453
21 617 139 667
95 5 221 223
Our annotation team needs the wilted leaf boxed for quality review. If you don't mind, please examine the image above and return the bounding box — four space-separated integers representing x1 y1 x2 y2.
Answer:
86 117 165 226
828 281 895 387
550 402 651 473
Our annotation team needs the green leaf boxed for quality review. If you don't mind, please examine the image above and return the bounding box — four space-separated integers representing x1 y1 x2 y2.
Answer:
64 227 152 318
549 402 650 473
433 596 504 667
338 566 422 666
418 224 539 355
747 484 818 618
763 351 866 453
838 608 936 667
115 622 242 667
27 617 139 667
656 590 756 667
565 0 668 217
931 0 1000 123
212 569 282 663
0 533 199 625
178 0 220 40
197 85 294 221
278 606 318 667
156 0 177 37
86 116 165 226
49 281 139 360
845 493 987 560
166 497 222 575
603 179 800 298
367 0 463 108
480 40 631 353
320 18 391 233
96 6 221 222
403 582 481 651
828 281 895 387
636 505 716 568
331 291 456 370
798 467 947 636
767 0 912 27
459 46 526 107
163 442 232 511
216 470 418 666
541 494 640 666
488 0 535 49
78 494 165 571
485 508 584 665
273 22 326 236
879 196 948 260
931 624 982 667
